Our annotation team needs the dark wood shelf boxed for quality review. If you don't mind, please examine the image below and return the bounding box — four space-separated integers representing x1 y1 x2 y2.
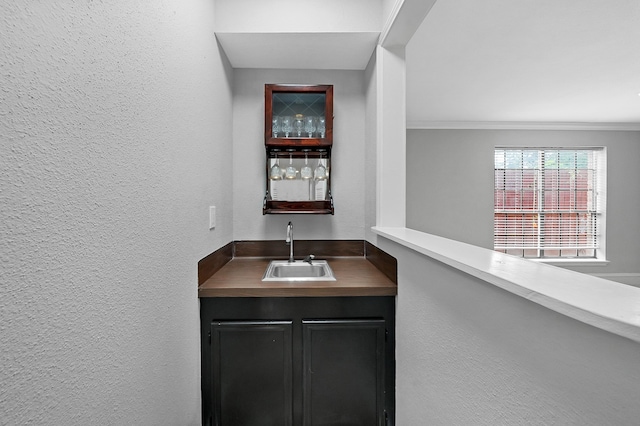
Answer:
263 199 334 215
265 137 332 148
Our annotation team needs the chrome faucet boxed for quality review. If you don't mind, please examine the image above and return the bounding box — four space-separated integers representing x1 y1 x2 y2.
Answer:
286 221 294 262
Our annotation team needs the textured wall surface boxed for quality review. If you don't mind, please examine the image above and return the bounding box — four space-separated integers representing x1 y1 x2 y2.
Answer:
232 68 366 241
379 237 640 425
0 1 233 424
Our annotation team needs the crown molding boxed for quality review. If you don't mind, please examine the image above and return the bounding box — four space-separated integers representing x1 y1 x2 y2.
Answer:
407 121 640 131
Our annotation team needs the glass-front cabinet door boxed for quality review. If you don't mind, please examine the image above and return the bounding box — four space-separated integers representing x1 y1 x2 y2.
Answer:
265 84 333 146
264 85 334 214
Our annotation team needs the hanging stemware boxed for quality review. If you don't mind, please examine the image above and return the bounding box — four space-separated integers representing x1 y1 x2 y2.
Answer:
301 150 313 180
285 152 298 179
270 152 282 180
314 154 327 180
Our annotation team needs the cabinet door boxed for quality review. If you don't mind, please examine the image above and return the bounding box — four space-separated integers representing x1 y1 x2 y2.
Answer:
302 319 386 426
210 321 293 426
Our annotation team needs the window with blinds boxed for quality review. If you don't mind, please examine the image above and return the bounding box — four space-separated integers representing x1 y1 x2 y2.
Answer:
494 148 606 259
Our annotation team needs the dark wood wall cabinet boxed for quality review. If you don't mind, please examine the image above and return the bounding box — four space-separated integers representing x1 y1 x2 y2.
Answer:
264 84 334 215
200 297 395 426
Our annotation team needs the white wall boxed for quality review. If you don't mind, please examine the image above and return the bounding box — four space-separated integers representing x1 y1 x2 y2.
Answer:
377 237 640 425
0 1 233 424
364 51 379 244
232 68 366 240
376 46 407 227
407 129 640 276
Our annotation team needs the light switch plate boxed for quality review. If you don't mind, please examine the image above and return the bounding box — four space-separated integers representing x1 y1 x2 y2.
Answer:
209 206 216 229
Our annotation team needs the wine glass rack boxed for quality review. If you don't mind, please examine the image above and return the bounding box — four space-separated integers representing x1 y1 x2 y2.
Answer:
264 84 334 214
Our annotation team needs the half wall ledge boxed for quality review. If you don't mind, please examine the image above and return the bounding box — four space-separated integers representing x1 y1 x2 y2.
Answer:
372 226 640 343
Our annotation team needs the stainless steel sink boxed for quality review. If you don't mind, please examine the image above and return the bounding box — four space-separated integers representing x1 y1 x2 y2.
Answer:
262 260 336 282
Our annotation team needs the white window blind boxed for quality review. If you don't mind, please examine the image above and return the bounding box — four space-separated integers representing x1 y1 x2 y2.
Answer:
494 148 605 259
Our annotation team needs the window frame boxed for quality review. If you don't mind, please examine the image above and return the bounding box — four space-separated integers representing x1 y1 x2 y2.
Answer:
493 147 607 265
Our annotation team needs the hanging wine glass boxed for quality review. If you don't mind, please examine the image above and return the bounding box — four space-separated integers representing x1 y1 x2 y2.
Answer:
314 151 328 201
314 154 327 181
270 153 282 180
301 150 313 180
285 153 298 179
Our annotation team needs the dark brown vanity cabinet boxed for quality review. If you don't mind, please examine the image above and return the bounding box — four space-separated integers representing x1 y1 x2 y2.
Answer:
209 321 294 426
302 319 386 426
200 297 395 426
263 84 334 215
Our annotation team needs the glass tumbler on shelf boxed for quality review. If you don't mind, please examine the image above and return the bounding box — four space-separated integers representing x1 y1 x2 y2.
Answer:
304 116 316 137
272 116 281 138
317 117 326 138
293 114 304 137
281 116 292 138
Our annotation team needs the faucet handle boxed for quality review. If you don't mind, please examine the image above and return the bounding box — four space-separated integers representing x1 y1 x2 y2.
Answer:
303 254 315 264
286 221 293 243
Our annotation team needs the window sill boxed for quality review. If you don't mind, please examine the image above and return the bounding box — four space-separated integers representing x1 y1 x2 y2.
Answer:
529 258 610 267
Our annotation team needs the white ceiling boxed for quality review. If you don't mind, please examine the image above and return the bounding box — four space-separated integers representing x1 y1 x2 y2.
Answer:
216 0 640 129
406 0 640 128
216 32 380 70
214 0 382 70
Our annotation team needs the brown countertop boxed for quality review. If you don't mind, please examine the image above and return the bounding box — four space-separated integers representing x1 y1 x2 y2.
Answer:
198 257 397 297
